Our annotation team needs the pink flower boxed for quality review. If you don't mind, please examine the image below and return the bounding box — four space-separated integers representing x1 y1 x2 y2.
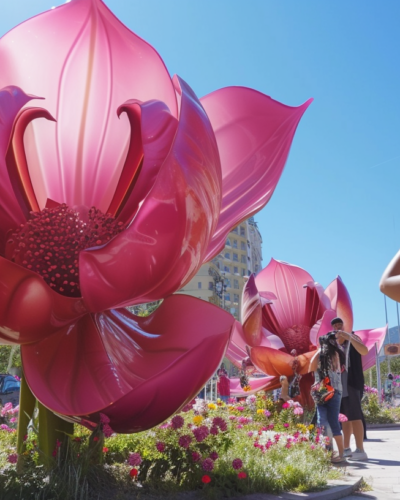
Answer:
193 426 209 443
178 435 192 449
229 415 237 421
102 447 109 453
338 413 348 423
99 413 110 425
102 424 114 438
210 426 219 436
264 410 271 417
192 451 201 462
247 431 254 437
128 452 142 466
293 407 303 415
285 442 291 449
282 403 290 409
237 406 245 412
0 0 310 434
9 417 17 423
209 451 219 461
202 458 214 472
226 260 387 408
283 423 290 428
238 472 247 479
310 445 315 450
232 458 243 470
156 442 166 453
171 415 185 430
7 453 18 464
236 425 243 429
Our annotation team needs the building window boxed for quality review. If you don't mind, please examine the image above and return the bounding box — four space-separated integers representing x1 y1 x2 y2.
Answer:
226 238 231 246
241 268 246 277
198 282 202 289
232 227 238 234
240 241 246 250
233 253 238 262
241 255 246 264
234 266 239 274
208 281 214 290
233 240 238 248
225 293 231 302
248 270 251 276
233 279 239 289
240 226 245 237
233 294 239 304
224 266 230 273
224 252 230 259
225 278 231 288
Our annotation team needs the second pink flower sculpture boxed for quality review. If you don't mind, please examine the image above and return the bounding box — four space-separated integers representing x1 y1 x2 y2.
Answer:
227 259 386 407
0 0 311 431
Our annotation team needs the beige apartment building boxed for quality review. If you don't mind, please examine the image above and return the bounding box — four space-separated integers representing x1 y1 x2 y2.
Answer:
177 218 263 321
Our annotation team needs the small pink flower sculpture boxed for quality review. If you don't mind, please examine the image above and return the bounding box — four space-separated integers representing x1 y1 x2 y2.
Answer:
227 259 387 407
0 1 311 432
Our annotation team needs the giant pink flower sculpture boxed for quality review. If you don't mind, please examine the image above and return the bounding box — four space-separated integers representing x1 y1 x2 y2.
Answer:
227 259 386 407
0 0 311 432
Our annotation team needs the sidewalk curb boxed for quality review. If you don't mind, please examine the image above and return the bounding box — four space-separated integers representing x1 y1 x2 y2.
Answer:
367 423 400 429
228 476 362 500
280 477 362 500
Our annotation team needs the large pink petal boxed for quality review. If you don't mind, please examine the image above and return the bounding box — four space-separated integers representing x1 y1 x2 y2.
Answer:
201 89 312 260
0 0 177 212
0 87 34 251
256 259 325 341
115 99 178 223
230 376 275 397
241 274 262 346
22 295 234 427
226 321 284 369
80 77 221 312
0 256 86 345
355 326 387 371
324 276 354 332
309 309 337 346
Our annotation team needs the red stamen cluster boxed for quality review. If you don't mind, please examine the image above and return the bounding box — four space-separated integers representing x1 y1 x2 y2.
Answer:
7 204 124 297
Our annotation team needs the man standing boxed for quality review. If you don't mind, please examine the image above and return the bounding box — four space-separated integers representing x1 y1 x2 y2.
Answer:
331 317 369 461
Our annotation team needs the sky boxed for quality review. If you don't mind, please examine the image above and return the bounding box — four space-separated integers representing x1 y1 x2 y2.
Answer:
1 0 400 332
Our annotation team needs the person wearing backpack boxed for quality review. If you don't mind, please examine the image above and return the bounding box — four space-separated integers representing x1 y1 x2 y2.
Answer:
309 331 347 463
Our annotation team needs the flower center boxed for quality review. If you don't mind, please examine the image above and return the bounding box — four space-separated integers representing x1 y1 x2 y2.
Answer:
279 324 311 355
7 204 124 297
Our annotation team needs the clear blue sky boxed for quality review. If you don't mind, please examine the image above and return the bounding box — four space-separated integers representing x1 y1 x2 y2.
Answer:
1 0 400 331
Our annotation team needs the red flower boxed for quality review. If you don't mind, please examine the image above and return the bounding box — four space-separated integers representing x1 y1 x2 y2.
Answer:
93 437 99 442
130 468 138 478
102 447 108 453
238 472 247 479
202 475 211 484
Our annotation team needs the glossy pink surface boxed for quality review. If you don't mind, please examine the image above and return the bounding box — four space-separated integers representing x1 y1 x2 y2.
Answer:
0 0 311 430
226 259 386 407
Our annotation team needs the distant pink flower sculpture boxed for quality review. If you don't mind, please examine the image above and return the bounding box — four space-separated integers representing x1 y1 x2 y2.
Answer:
0 0 311 432
227 259 386 407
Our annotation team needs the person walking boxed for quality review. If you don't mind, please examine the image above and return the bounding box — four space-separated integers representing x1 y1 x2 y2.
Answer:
217 363 230 402
310 331 347 463
332 317 369 461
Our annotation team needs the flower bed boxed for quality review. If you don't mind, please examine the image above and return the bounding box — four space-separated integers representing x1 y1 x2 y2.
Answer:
0 393 341 499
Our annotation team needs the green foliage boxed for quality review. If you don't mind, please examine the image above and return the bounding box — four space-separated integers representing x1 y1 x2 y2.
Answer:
364 357 400 388
0 346 21 374
0 393 341 499
362 393 397 424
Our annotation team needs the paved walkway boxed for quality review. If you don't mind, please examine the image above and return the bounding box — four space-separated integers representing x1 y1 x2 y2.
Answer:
341 426 400 500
